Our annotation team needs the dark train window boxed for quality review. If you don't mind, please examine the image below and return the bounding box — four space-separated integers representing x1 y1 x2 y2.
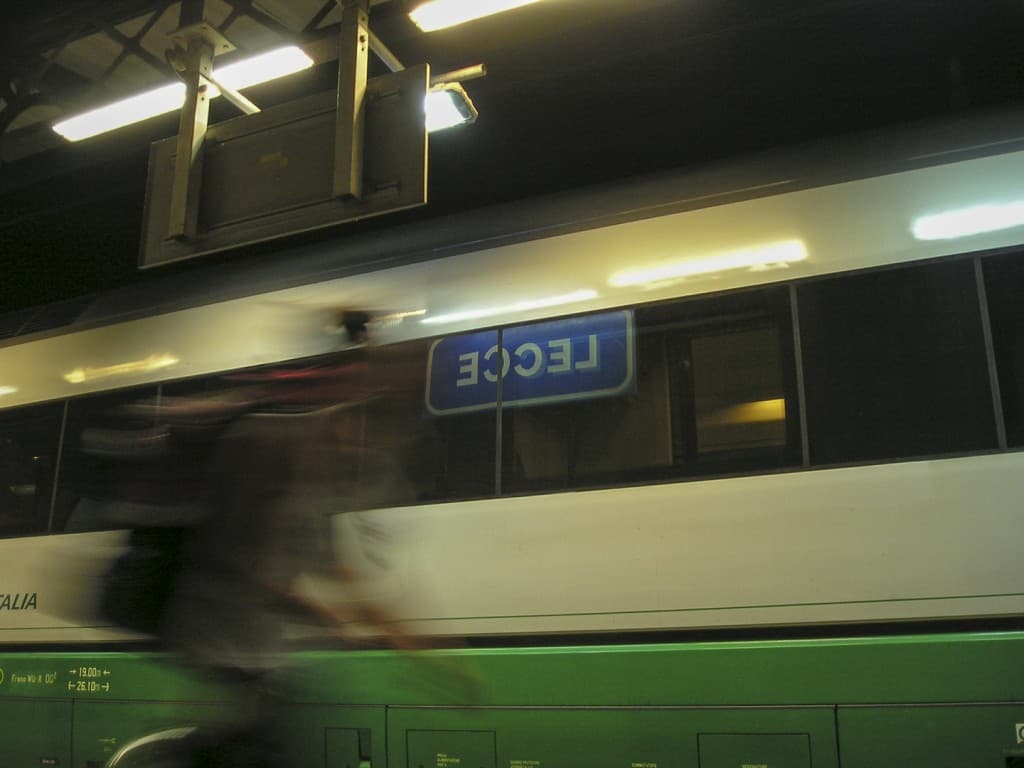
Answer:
53 386 163 532
418 334 500 500
982 251 1024 446
0 403 63 536
798 259 997 464
483 288 800 493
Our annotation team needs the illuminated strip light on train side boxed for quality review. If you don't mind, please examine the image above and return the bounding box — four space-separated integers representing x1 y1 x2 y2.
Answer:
0 386 17 397
912 201 1024 240
608 239 808 288
63 354 180 384
421 289 598 326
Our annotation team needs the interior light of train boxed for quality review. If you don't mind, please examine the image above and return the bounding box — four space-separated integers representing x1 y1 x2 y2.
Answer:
426 84 478 132
421 289 598 325
52 46 314 142
0 385 17 397
697 398 787 428
62 354 180 384
409 0 544 32
911 201 1024 240
607 239 808 288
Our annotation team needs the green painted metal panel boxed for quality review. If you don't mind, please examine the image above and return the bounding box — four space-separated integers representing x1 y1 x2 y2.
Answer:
278 705 385 767
698 733 811 768
388 707 838 768
4 633 1024 709
326 727 370 768
0 699 70 767
73 700 227 766
1 633 1023 766
838 704 1024 768
406 730 496 768
294 632 1024 707
0 653 223 702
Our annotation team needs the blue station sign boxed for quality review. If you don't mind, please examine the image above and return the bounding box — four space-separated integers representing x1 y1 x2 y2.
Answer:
425 310 635 415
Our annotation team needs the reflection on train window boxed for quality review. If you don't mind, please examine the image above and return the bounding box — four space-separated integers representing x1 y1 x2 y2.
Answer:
152 343 497 506
0 404 63 537
798 259 997 464
384 338 496 502
489 288 799 493
54 386 162 532
982 251 1024 446
692 328 787 454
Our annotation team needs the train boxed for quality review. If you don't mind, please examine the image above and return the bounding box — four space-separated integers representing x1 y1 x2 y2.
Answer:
2 108 1024 766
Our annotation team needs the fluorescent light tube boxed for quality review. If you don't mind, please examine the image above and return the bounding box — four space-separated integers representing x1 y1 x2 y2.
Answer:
53 82 186 141
410 0 543 32
207 46 314 93
53 46 313 142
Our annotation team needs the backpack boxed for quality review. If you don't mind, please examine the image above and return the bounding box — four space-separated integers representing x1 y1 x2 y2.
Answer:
82 418 221 636
100 525 188 635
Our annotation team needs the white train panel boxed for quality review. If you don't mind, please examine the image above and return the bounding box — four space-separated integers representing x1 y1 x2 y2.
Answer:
2 452 1020 643
2 148 1024 409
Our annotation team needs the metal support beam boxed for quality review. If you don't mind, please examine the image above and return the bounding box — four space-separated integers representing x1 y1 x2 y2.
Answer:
333 0 370 200
206 73 260 114
368 30 403 73
303 0 337 35
100 22 171 76
94 11 166 87
166 35 215 239
432 64 487 86
179 0 205 28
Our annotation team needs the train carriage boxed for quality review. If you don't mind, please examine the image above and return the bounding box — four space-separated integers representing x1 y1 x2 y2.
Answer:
2 110 1024 766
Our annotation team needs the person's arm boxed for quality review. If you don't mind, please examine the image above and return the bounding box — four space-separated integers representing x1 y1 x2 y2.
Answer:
317 560 426 651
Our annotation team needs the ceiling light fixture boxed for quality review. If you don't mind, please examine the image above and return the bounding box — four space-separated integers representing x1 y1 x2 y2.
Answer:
409 0 544 32
426 83 478 132
52 46 314 142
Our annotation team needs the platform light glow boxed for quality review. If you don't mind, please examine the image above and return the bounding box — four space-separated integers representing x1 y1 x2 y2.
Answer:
421 289 598 325
63 354 180 384
426 88 475 132
409 0 544 31
608 240 808 288
912 201 1024 241
0 386 17 397
52 46 313 142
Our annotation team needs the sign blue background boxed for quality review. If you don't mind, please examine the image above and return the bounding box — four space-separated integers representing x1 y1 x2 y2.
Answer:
425 310 635 415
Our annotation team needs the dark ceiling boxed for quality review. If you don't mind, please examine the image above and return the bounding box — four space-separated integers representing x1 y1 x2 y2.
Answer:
2 0 1023 312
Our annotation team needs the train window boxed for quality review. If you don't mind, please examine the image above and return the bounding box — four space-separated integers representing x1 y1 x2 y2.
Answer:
492 287 800 493
982 251 1024 447
416 334 499 500
0 403 63 537
798 259 997 464
150 342 497 507
53 386 162 532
